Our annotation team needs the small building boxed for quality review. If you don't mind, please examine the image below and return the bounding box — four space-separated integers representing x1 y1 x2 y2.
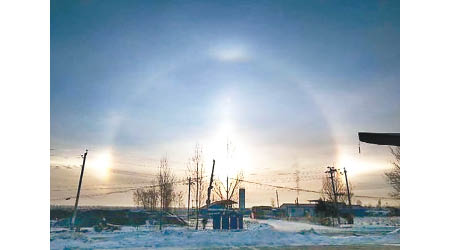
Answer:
340 205 369 217
280 203 316 218
365 208 390 217
201 199 237 211
200 200 238 216
251 206 275 219
199 200 245 230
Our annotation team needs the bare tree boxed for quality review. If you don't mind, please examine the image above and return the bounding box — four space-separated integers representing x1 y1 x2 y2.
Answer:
212 178 226 201
176 191 184 208
321 170 352 204
213 171 244 204
133 180 159 211
186 144 207 230
133 188 148 209
158 157 176 211
147 182 160 210
385 146 400 198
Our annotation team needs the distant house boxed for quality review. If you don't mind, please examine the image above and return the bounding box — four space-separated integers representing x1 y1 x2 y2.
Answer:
365 208 390 217
280 203 316 217
340 205 369 217
200 200 237 211
251 206 275 219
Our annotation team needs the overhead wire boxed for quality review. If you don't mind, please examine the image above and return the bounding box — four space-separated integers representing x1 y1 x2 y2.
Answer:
234 178 400 200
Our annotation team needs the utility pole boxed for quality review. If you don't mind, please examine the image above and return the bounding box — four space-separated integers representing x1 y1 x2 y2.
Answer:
325 167 338 204
159 163 163 231
71 149 88 230
325 166 340 225
276 190 280 208
295 170 300 205
226 176 229 205
206 160 215 208
343 168 352 207
195 161 199 230
187 177 191 228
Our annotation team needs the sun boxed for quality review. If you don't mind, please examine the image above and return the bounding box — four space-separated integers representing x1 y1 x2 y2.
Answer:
90 151 112 180
206 120 253 183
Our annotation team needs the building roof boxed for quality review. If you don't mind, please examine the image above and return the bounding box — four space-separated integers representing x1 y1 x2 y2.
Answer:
200 199 237 209
280 203 316 208
251 206 273 210
212 199 237 205
358 132 400 146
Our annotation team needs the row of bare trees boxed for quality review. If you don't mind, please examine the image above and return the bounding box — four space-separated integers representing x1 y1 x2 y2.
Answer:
132 181 159 210
133 144 244 215
132 157 177 212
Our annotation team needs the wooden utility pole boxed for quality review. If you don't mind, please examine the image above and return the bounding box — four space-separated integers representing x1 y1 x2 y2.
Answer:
343 168 352 207
159 163 163 230
71 149 88 230
325 167 338 203
206 160 215 208
276 190 280 208
295 170 300 204
187 177 191 227
226 176 229 208
195 161 199 230
325 166 340 225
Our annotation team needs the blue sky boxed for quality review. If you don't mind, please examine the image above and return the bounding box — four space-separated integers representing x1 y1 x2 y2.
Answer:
51 0 399 207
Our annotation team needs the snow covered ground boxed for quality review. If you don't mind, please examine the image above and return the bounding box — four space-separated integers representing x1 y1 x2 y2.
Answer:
50 217 399 249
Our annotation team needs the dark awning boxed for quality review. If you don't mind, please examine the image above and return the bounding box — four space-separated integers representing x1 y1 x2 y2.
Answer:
358 132 400 146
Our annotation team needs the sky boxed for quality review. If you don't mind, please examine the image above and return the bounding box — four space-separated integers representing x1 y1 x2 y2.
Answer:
50 0 400 207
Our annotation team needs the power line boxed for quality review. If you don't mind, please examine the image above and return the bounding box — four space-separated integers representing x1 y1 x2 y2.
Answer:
233 178 400 200
51 184 156 192
51 179 190 201
233 178 322 194
51 180 153 190
350 194 399 200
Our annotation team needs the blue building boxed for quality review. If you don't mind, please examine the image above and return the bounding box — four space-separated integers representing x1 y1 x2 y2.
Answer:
280 203 316 218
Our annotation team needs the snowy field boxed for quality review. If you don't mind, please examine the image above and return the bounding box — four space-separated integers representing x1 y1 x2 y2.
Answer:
50 217 399 249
